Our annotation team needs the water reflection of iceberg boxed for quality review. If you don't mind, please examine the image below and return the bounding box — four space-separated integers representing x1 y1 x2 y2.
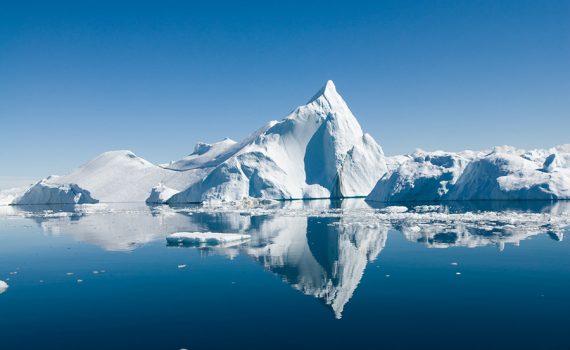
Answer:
246 216 387 319
3 204 202 251
2 199 568 318
399 223 563 250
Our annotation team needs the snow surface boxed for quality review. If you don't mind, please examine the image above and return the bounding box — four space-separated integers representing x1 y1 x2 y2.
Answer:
166 232 251 246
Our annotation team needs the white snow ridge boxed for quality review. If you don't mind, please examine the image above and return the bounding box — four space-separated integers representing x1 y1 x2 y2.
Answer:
4 81 570 205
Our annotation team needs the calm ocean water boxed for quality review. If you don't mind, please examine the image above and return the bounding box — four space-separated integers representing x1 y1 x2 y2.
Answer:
0 200 568 349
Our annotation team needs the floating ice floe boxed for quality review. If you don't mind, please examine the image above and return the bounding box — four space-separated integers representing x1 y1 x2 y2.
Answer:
166 232 251 246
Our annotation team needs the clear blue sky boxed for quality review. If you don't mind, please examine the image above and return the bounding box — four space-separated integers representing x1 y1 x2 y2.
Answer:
1 0 569 188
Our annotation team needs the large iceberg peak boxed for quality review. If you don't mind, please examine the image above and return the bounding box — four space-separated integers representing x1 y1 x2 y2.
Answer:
305 80 353 118
307 80 338 102
168 80 388 203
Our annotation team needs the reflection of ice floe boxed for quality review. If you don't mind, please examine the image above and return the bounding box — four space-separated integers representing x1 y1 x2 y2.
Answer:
166 232 251 246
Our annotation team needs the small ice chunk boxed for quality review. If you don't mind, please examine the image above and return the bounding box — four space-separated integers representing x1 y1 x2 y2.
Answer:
177 264 187 269
166 232 251 246
455 272 462 276
65 272 74 276
378 206 408 214
451 262 459 266
0 280 8 294
77 279 83 283
414 205 443 213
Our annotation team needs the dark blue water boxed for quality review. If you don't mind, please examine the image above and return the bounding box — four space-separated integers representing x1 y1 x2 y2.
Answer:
0 200 569 349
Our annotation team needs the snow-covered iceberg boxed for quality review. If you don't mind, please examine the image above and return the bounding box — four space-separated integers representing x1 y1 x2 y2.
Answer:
8 81 387 205
368 150 477 202
168 80 387 203
368 145 570 202
146 183 179 204
13 150 207 204
13 179 98 205
447 147 570 200
0 187 29 205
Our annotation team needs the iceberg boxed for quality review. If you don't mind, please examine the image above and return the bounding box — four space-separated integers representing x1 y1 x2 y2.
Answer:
10 81 387 205
0 186 28 205
368 145 570 202
13 179 98 205
447 148 570 200
13 150 208 204
168 80 387 203
146 183 179 204
368 150 476 202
